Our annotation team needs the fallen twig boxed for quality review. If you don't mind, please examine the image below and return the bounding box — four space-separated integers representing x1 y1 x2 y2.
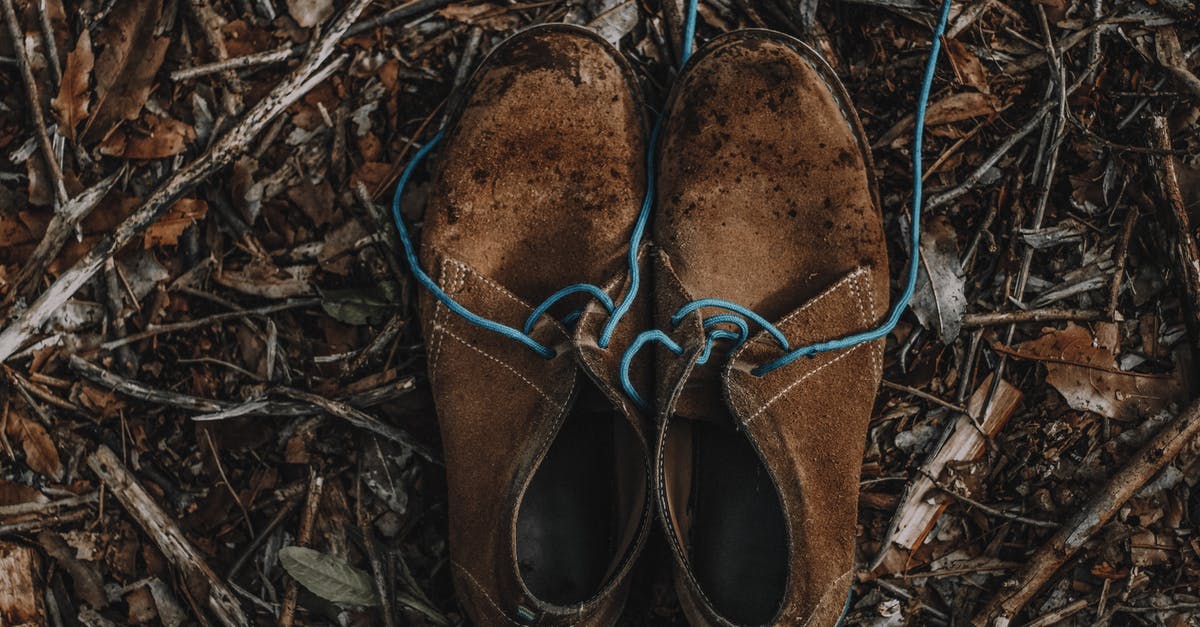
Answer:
962 308 1105 327
88 445 249 627
171 0 455 82
278 470 323 627
1150 116 1200 340
0 0 68 206
98 298 318 351
971 396 1200 625
12 169 123 298
872 375 1023 574
0 0 374 364
274 387 439 464
69 355 416 417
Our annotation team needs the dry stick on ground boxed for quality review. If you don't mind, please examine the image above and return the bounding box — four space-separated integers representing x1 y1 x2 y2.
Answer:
0 0 374 364
0 492 96 519
70 354 417 418
0 0 68 206
274 387 439 463
226 495 302 579
13 170 123 299
171 0 455 81
87 445 249 627
98 298 319 351
1107 208 1139 319
356 471 397 627
971 396 1200 626
0 507 90 536
185 0 244 114
35 0 61 86
872 375 1023 574
1150 116 1200 338
962 308 1105 327
278 471 323 627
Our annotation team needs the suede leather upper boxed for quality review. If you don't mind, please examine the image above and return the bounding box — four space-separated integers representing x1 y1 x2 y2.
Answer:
652 31 889 627
417 25 651 626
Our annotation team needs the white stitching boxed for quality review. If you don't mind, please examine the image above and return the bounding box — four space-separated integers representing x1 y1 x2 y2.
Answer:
441 326 564 409
730 268 869 360
745 341 868 423
427 258 461 380
444 258 571 338
862 276 883 376
451 561 523 626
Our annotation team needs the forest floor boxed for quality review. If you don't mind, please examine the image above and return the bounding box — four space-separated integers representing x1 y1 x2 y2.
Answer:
2 0 1200 625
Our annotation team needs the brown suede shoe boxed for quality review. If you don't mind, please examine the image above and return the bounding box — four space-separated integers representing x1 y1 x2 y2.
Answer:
416 25 652 626
652 31 889 626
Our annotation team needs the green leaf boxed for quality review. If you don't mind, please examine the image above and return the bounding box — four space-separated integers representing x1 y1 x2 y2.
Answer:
278 546 380 606
318 281 400 326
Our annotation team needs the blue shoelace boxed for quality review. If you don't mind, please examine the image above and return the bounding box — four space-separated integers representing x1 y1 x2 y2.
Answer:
616 0 952 409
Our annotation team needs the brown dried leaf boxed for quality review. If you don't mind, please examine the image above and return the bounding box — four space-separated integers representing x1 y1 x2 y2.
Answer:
945 39 989 94
98 114 196 160
1017 323 1191 421
82 0 170 144
877 92 1000 148
0 480 47 508
5 410 63 481
143 198 208 248
51 29 94 143
36 531 107 609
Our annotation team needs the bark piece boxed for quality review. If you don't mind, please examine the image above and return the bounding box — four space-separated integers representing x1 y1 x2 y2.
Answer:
0 541 48 627
86 445 249 627
872 375 1023 574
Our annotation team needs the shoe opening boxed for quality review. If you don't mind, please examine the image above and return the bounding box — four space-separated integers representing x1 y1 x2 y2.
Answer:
515 379 644 606
664 413 788 625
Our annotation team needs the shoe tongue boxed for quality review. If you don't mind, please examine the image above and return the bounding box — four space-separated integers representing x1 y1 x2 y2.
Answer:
673 360 733 424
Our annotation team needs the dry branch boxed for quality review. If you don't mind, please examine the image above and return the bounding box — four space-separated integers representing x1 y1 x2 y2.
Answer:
278 471 323 627
69 355 416 418
13 169 123 297
88 445 249 627
0 0 374 364
171 0 455 82
1150 116 1200 338
972 396 1200 625
872 375 1023 574
1 0 67 206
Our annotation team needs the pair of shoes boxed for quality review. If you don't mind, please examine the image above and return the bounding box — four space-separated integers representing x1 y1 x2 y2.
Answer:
392 5 948 623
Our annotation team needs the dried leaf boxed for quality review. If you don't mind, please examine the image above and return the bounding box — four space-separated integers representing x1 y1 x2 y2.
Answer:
286 0 334 28
319 281 400 326
1016 323 1191 421
82 0 170 144
144 198 208 248
910 216 966 343
588 1 639 45
278 546 379 606
317 219 369 275
51 29 94 143
36 531 107 609
98 114 196 160
944 39 989 94
5 410 64 481
877 92 1000 148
